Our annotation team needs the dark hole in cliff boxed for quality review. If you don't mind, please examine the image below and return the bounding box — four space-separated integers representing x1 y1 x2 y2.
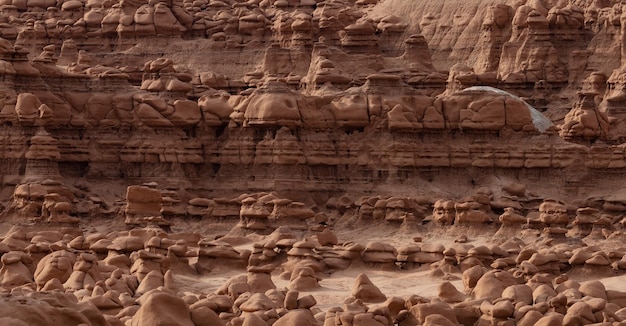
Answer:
59 162 89 178
215 124 227 138
212 163 221 175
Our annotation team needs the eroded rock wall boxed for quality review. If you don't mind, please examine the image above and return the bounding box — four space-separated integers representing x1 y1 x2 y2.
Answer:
0 0 625 205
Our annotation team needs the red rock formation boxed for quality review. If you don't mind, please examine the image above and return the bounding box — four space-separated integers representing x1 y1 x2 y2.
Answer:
3 0 626 324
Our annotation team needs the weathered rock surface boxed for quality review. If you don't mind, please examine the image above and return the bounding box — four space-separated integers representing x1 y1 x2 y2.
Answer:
1 0 626 324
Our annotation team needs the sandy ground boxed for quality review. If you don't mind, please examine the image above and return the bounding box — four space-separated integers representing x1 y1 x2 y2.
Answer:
165 218 626 314
164 220 517 313
173 261 464 312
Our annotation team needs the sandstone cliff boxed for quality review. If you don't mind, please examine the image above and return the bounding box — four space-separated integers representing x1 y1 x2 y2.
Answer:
1 0 626 206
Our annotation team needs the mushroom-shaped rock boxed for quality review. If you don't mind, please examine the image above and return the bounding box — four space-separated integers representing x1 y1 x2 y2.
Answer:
124 185 163 226
362 241 397 269
288 265 320 291
34 250 76 289
539 199 568 226
110 235 145 253
0 251 33 287
454 200 491 224
63 252 103 291
397 245 427 269
480 299 515 319
284 238 324 273
314 227 338 246
198 89 233 125
196 239 247 273
560 91 609 141
408 301 460 325
237 292 277 314
462 265 485 292
432 199 456 225
320 242 364 271
240 81 302 128
69 235 90 250
532 284 557 304
130 289 195 326
414 242 446 264
247 264 276 293
130 249 169 282
501 284 533 305
473 270 519 300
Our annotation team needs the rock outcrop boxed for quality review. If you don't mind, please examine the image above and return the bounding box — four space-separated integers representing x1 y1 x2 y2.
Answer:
1 0 626 324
